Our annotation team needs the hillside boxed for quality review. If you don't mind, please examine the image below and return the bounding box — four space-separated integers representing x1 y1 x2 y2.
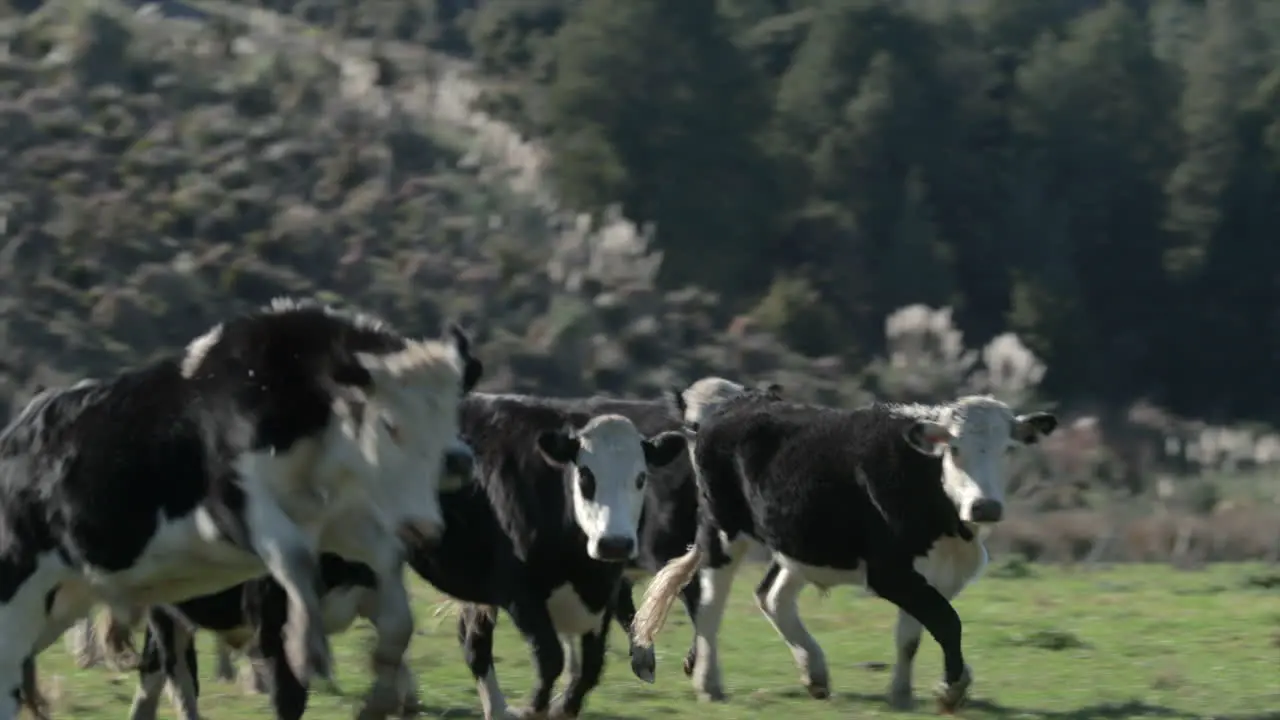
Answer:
0 0 853 419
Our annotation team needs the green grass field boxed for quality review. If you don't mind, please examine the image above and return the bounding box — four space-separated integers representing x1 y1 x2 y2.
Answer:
40 562 1280 719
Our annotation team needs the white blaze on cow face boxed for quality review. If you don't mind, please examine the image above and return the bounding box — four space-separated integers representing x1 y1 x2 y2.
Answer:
901 396 1058 525
329 336 470 543
536 416 687 562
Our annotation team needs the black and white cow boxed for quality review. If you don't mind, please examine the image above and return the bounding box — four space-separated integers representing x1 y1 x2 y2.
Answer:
632 390 1057 711
127 553 387 720
0 298 481 720
412 394 688 720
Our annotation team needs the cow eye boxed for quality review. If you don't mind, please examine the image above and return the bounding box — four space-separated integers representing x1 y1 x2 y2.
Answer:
635 471 647 490
578 466 596 501
949 445 961 459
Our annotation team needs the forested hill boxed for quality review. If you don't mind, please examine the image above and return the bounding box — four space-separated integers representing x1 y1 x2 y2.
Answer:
294 0 1278 424
1 0 1278 432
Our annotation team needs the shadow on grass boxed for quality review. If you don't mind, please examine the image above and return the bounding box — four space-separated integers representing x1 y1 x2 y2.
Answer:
413 702 645 720
768 689 1280 720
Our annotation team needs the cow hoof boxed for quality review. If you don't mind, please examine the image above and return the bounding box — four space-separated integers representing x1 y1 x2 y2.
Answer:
695 688 726 703
285 624 332 685
547 696 578 720
805 681 830 700
630 646 656 684
682 654 696 677
887 684 915 710
398 695 428 716
504 706 547 720
933 666 973 715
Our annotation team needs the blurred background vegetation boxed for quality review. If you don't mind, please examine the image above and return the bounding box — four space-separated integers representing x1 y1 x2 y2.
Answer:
0 0 1277 564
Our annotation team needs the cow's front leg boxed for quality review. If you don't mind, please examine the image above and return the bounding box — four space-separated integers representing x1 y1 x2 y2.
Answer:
241 483 329 685
506 598 564 720
867 563 971 713
551 615 611 719
255 581 311 720
357 571 416 720
458 606 507 720
614 578 654 684
213 637 237 683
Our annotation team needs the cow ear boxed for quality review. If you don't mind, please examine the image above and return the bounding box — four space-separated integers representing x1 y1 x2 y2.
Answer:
642 431 687 468
446 323 484 393
662 387 688 424
904 421 952 457
1013 412 1058 445
535 430 579 467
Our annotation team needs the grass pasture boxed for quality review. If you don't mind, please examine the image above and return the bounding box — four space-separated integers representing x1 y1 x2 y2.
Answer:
39 562 1280 720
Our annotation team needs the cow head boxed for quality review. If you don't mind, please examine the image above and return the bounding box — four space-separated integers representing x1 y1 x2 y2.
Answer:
902 396 1057 526
535 415 687 562
350 323 483 546
664 377 781 431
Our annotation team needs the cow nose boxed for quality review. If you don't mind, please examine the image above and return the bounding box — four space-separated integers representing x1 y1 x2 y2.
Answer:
969 499 1004 523
594 536 636 562
443 446 474 479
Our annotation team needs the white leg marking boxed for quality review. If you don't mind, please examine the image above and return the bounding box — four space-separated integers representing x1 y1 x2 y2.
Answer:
758 559 833 697
561 635 581 680
129 664 166 720
242 473 328 685
477 668 509 720
690 539 748 702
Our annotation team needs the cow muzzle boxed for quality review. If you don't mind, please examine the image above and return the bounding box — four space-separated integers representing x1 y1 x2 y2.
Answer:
443 442 474 480
968 498 1004 524
591 536 636 563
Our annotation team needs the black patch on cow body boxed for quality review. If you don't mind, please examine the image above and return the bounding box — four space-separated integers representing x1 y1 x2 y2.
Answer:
0 300 418 581
691 399 969 570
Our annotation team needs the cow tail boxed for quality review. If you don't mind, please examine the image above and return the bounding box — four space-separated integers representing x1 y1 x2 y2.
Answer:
632 541 705 650
94 605 142 671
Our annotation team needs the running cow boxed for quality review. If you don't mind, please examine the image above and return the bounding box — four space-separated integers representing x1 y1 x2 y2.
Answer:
0 298 481 720
606 379 782 683
632 391 1056 711
414 393 688 720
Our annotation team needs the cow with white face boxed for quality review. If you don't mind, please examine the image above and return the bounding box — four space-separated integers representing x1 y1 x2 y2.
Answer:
0 298 482 720
410 396 686 720
901 396 1058 527
537 415 658 562
632 391 1056 711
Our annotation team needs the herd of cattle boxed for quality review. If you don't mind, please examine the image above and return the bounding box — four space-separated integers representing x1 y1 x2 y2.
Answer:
0 297 1059 720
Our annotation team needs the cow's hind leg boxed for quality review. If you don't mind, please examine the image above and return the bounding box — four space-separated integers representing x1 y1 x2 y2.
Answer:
866 564 970 713
129 617 168 720
689 537 747 702
458 607 508 720
241 479 330 685
64 617 101 669
678 580 700 678
754 560 829 699
214 636 237 683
